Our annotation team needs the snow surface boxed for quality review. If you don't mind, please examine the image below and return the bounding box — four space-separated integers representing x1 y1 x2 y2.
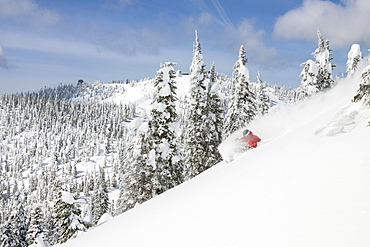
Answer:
96 213 113 226
61 191 75 204
61 74 370 247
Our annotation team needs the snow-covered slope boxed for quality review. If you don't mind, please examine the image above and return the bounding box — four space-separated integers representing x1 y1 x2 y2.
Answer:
61 75 370 247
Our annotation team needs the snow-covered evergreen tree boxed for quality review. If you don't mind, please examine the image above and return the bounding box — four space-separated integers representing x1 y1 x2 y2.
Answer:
53 191 86 244
8 193 28 247
203 63 223 167
26 205 46 245
110 173 118 188
183 30 209 180
0 220 15 247
312 30 335 91
117 120 153 214
223 45 256 137
150 62 183 194
255 72 270 115
297 59 319 99
346 44 362 78
353 53 370 105
91 170 109 225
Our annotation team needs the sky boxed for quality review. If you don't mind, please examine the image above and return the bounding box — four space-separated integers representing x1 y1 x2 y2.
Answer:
1 0 370 93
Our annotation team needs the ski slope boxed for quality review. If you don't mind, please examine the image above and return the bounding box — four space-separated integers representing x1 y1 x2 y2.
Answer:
61 75 370 247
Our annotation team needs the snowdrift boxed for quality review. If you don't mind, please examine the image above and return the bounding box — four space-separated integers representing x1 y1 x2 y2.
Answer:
61 76 370 247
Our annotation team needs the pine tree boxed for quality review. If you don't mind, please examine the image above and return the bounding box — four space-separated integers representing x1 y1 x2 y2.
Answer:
224 45 256 137
203 63 223 167
111 173 118 188
298 59 319 99
9 193 28 247
150 62 183 194
53 191 86 244
312 30 334 91
255 72 270 115
353 55 370 105
91 171 109 225
346 44 362 78
132 122 154 204
26 205 46 245
183 30 209 180
117 120 153 214
0 193 28 247
0 220 15 247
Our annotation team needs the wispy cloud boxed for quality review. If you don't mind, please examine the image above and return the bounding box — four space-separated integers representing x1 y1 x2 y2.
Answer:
222 19 278 65
273 0 370 47
181 12 214 35
92 26 168 56
0 0 59 26
190 0 233 27
0 44 7 69
211 0 233 27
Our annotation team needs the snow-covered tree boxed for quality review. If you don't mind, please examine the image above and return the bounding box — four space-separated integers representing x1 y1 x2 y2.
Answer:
353 53 370 105
312 30 335 91
203 63 223 167
53 191 86 244
26 205 47 245
0 220 15 247
255 72 270 115
8 193 28 247
346 44 362 78
110 173 118 188
224 45 256 137
117 120 153 214
150 62 183 194
183 30 209 180
0 193 28 247
91 170 109 225
297 59 319 99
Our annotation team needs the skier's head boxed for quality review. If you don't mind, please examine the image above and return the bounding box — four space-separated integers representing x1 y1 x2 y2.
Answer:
243 129 250 136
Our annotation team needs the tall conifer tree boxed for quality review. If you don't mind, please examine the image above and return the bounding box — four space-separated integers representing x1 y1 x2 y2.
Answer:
353 55 370 105
53 192 85 244
9 193 28 247
117 120 153 214
298 59 319 99
150 62 183 194
346 44 362 78
255 72 270 115
26 205 46 245
224 45 256 137
203 63 223 167
313 30 335 91
91 170 109 225
183 30 208 180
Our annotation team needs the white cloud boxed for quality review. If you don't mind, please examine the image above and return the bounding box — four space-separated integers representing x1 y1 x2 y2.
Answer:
222 19 278 64
0 0 59 25
273 0 370 47
0 44 7 69
181 12 214 35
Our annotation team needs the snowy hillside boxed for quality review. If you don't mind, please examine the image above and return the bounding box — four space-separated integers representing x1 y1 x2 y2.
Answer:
60 73 370 246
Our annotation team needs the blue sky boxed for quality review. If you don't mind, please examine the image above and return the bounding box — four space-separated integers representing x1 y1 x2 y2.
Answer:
1 0 370 93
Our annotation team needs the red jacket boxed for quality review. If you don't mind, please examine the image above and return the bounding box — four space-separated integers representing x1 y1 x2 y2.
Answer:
240 131 261 148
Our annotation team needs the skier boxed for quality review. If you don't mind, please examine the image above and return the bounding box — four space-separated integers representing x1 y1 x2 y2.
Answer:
238 129 261 149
